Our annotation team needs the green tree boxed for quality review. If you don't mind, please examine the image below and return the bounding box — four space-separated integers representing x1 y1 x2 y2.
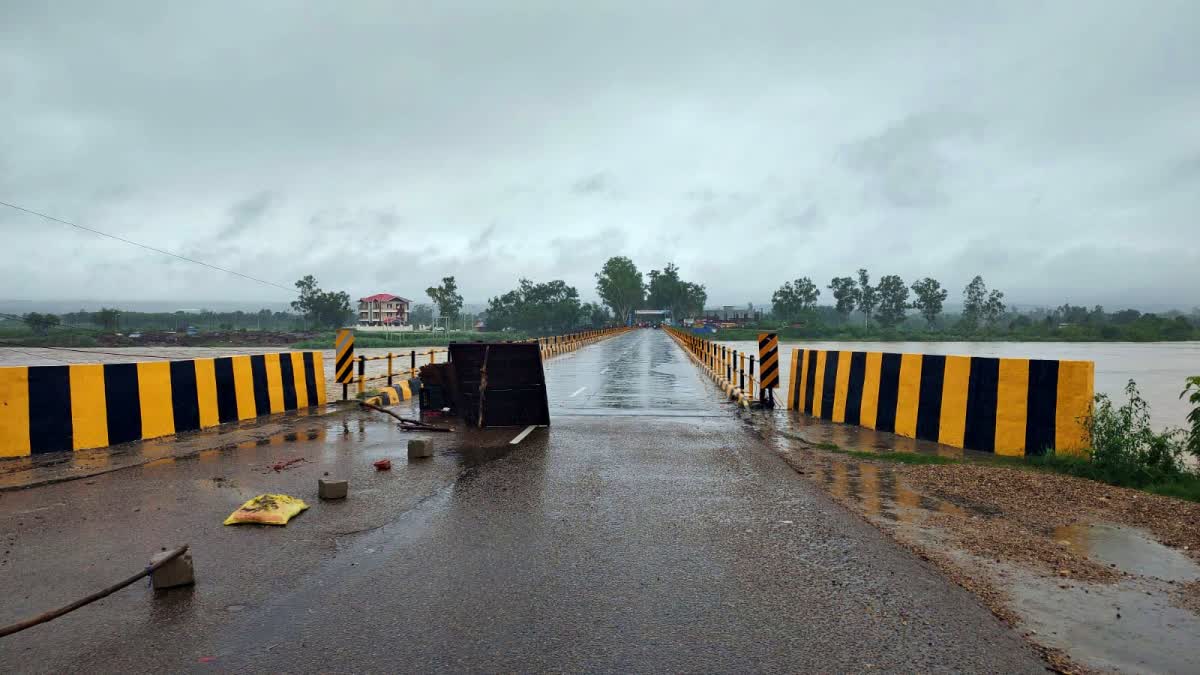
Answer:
856 268 877 325
909 277 948 327
409 303 435 327
291 275 353 329
679 281 707 320
1182 376 1200 460
94 307 121 331
22 312 61 335
771 277 820 322
874 275 909 329
486 279 583 333
426 276 464 321
595 256 644 324
828 276 857 319
961 275 988 331
579 302 611 329
645 263 706 320
983 289 1006 328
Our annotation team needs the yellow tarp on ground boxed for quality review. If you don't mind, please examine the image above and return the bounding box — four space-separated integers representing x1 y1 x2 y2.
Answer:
223 494 309 526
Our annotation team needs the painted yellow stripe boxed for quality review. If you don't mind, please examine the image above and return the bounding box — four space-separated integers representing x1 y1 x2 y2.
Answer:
797 350 811 413
831 351 852 423
312 352 327 405
1056 360 1094 454
288 352 308 409
995 358 1030 456
811 351 828 418
194 358 220 428
938 356 971 448
399 380 412 400
786 350 800 410
264 353 285 413
0 367 31 457
894 353 923 439
69 364 108 450
232 355 257 420
860 352 883 429
137 361 175 439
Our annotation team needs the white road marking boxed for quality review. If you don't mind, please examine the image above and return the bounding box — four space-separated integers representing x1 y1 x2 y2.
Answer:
569 386 587 398
509 425 538 445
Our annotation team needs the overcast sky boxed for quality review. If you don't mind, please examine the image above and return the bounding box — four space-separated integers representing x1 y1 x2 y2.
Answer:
3 1 1198 311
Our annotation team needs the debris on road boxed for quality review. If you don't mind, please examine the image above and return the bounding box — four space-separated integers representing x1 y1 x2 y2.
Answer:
373 459 392 471
223 494 308 526
150 548 195 589
408 439 432 459
359 401 452 432
270 458 305 472
318 479 348 500
0 544 190 638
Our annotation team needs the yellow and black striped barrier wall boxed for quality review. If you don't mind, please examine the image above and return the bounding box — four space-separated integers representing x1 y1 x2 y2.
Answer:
363 377 420 407
0 352 327 458
785 348 1093 456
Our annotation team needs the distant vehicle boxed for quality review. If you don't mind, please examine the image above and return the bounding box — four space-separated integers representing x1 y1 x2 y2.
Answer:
185 326 200 336
432 326 447 332
128 332 143 339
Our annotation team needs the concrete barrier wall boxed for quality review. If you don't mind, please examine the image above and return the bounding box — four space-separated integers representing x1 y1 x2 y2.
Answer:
0 352 327 458
785 348 1094 456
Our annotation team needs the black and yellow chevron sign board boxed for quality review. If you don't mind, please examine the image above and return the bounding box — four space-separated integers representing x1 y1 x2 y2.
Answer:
785 348 1094 456
335 329 355 384
0 352 327 458
757 333 779 389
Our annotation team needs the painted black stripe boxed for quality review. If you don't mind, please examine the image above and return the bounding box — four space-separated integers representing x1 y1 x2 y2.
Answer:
169 360 201 433
28 366 73 453
758 335 772 349
103 363 142 445
213 357 239 423
335 349 354 379
278 354 298 411
844 351 867 426
760 359 778 380
1025 359 1059 455
820 351 839 420
250 355 270 416
875 353 903 433
302 352 319 407
803 350 818 414
964 357 1000 452
915 355 946 442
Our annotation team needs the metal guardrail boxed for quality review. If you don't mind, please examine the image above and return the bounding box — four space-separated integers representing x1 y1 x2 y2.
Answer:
664 326 772 409
339 326 632 401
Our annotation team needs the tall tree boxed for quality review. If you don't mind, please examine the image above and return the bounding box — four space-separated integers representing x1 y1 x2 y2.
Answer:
771 277 820 322
874 275 910 328
426 276 464 321
94 307 121 331
983 289 1007 328
644 263 705 320
486 278 583 333
828 276 858 319
22 312 60 335
909 277 948 327
595 256 644 324
409 303 435 327
856 268 878 325
961 275 988 330
292 275 352 329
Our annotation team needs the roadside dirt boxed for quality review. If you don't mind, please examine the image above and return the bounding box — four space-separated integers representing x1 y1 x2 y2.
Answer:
765 423 1200 675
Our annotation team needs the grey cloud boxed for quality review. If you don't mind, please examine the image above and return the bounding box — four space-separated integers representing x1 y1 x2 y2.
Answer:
2 1 1198 309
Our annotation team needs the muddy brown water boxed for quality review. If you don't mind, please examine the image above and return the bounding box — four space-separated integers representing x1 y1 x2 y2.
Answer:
717 339 1200 432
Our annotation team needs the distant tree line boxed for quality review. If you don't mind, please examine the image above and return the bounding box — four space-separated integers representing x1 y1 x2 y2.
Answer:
767 269 1199 340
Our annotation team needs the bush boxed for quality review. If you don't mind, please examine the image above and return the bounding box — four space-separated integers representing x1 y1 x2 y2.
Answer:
1085 380 1188 486
1183 376 1200 460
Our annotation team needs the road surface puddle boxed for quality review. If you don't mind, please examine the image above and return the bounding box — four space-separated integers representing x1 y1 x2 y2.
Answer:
1054 522 1200 583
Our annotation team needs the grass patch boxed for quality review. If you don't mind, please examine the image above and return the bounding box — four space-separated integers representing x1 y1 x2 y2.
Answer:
844 450 959 465
814 441 840 451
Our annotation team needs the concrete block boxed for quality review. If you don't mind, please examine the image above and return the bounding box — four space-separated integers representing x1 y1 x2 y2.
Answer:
318 479 348 500
150 550 195 590
408 438 433 459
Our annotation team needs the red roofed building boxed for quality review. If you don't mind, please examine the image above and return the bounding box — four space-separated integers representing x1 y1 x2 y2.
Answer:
358 293 411 326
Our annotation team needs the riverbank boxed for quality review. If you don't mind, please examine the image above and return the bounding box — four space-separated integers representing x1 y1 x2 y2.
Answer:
712 325 1200 342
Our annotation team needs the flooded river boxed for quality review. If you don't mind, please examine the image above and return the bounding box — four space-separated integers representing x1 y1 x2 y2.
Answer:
717 340 1200 431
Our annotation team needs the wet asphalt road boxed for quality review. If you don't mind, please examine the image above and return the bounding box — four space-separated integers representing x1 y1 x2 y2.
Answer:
0 330 1043 673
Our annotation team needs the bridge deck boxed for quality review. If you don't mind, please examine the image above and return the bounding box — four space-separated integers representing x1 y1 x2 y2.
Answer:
0 330 1041 672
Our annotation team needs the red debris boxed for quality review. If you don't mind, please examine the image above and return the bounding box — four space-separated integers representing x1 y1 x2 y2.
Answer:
271 458 305 472
373 459 392 471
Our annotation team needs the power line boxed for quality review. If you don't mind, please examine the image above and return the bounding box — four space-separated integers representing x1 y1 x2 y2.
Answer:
0 199 295 294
